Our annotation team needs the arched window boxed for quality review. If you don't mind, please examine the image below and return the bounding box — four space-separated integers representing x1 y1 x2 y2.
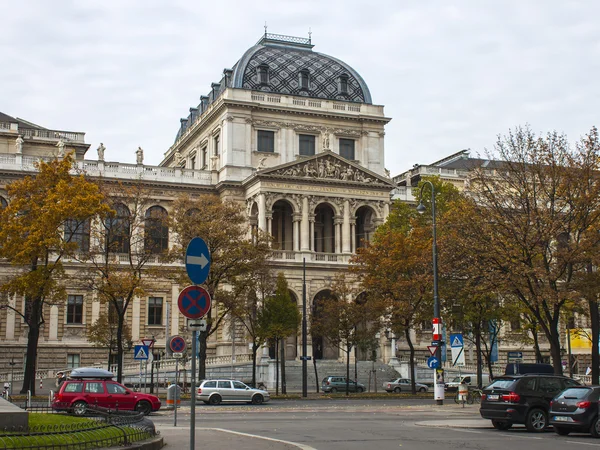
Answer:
0 196 7 209
144 206 169 254
106 203 130 254
64 218 90 252
257 64 269 85
299 69 310 90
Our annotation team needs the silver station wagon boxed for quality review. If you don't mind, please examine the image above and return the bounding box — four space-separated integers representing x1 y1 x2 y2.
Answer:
197 379 270 405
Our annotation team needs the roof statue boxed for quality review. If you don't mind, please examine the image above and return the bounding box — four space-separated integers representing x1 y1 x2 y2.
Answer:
97 143 105 161
56 139 65 157
136 146 144 165
15 135 23 154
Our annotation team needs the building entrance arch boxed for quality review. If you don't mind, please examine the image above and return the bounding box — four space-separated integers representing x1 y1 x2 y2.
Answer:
311 289 339 360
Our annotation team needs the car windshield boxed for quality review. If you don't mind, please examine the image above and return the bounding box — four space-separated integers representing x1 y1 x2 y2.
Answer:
486 379 516 390
451 377 462 383
561 387 591 399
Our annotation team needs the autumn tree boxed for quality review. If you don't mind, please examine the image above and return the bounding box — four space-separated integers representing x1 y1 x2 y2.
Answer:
256 273 300 395
310 274 384 396
443 127 600 374
87 311 133 368
75 180 167 382
169 194 272 380
0 154 110 394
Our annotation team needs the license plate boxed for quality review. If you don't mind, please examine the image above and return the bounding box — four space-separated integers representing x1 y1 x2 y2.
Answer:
487 394 499 401
553 416 569 422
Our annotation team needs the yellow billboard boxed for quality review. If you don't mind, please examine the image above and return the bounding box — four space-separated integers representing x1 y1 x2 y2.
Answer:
567 328 593 352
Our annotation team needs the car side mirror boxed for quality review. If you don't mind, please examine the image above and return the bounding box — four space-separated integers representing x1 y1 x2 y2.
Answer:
125 391 131 395
246 387 250 390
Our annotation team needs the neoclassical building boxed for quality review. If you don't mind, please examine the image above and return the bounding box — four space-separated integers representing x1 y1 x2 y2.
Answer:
0 33 398 376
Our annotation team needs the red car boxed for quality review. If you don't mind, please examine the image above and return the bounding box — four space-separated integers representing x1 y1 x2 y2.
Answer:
52 368 160 416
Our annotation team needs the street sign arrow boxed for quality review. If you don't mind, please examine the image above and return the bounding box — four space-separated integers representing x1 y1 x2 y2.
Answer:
427 356 440 369
427 346 437 357
186 237 211 285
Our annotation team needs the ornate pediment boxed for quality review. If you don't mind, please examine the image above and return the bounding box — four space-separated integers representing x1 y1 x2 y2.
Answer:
258 151 393 186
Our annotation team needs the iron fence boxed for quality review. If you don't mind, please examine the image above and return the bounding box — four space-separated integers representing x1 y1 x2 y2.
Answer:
0 406 157 449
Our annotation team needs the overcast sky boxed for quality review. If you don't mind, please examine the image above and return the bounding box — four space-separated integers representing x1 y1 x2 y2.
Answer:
3 0 599 175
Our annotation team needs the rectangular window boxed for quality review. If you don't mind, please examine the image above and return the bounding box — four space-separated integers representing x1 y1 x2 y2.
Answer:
214 135 220 156
67 354 80 369
299 135 315 156
64 219 90 252
190 156 196 169
339 138 355 160
257 130 275 153
148 297 163 326
66 295 83 324
201 147 208 168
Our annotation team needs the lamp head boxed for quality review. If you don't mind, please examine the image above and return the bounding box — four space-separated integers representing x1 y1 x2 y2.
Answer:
416 202 426 214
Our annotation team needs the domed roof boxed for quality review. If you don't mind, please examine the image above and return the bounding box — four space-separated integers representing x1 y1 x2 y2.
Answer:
231 34 372 104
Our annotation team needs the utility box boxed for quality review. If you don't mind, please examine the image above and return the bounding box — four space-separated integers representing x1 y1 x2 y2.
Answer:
166 384 181 408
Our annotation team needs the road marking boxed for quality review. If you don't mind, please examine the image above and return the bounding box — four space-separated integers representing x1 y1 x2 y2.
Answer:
498 433 542 440
448 428 483 434
199 427 317 450
565 441 600 447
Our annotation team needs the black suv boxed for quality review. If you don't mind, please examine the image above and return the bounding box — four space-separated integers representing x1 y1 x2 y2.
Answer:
480 374 580 432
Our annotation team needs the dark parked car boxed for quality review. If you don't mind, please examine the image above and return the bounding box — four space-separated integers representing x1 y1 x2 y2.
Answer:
321 376 365 393
504 363 554 375
480 374 580 432
550 386 600 436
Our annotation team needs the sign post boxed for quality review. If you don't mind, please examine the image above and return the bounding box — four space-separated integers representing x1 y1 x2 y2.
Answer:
181 237 211 450
134 345 149 391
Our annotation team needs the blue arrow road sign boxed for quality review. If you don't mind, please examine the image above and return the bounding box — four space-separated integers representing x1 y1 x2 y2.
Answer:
134 345 149 360
450 333 464 348
427 356 440 369
186 237 211 285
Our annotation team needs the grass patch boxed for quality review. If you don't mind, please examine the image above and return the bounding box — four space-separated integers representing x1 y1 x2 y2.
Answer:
0 413 154 449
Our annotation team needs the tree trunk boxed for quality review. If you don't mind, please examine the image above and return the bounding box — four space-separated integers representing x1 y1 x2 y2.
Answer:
346 346 351 396
280 338 286 395
198 329 208 380
405 327 416 394
531 323 543 363
275 339 279 396
116 312 124 383
21 298 41 395
251 342 258 387
590 298 599 384
549 325 563 375
312 348 319 393
475 324 483 388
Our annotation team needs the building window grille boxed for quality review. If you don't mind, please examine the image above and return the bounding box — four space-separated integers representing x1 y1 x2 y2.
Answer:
299 134 315 156
64 218 90 252
257 130 275 153
67 354 80 369
257 65 269 85
148 297 163 326
106 203 130 254
339 138 355 160
299 70 310 90
66 295 83 324
144 206 169 254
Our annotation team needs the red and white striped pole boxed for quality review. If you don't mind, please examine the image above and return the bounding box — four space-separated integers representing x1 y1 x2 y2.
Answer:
40 378 43 390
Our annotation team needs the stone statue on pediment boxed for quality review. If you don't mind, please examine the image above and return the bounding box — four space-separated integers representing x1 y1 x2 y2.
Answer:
322 132 330 150
384 168 391 178
257 156 268 170
175 149 183 166
136 146 144 164
56 139 65 157
15 135 24 154
97 143 105 161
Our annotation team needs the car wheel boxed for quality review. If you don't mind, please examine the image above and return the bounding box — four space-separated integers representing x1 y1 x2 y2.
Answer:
590 416 600 437
418 387 426 393
553 426 570 436
251 394 264 405
525 408 548 432
394 387 401 393
209 394 222 405
356 387 364 393
135 400 152 416
72 401 88 416
330 388 337 394
491 420 512 431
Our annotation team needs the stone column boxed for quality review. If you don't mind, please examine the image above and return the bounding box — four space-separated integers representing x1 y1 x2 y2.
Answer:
342 200 351 253
5 294 16 340
91 297 100 325
383 202 390 222
258 194 266 231
309 214 316 251
171 285 180 335
49 306 59 341
334 216 343 254
300 196 310 251
132 297 141 342
266 213 273 241
350 219 356 254
292 213 302 252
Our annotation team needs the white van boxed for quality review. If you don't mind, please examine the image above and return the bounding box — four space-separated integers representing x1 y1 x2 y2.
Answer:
445 373 490 391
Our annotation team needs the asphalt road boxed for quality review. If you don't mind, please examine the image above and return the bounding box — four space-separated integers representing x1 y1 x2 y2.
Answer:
149 398 600 450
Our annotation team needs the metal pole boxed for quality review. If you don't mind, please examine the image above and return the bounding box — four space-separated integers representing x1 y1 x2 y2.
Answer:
190 330 197 450
144 361 148 393
174 358 178 427
139 361 143 392
302 257 307 398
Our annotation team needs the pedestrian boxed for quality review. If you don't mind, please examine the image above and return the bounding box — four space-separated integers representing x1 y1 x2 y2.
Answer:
56 371 66 388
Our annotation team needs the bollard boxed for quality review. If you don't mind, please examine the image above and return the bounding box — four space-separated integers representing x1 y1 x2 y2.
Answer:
49 390 54 407
27 390 31 409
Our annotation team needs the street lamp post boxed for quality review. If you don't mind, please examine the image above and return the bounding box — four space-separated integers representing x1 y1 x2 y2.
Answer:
417 180 444 405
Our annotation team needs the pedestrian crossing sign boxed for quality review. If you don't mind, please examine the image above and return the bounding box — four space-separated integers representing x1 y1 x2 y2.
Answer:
450 333 464 348
134 345 149 360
